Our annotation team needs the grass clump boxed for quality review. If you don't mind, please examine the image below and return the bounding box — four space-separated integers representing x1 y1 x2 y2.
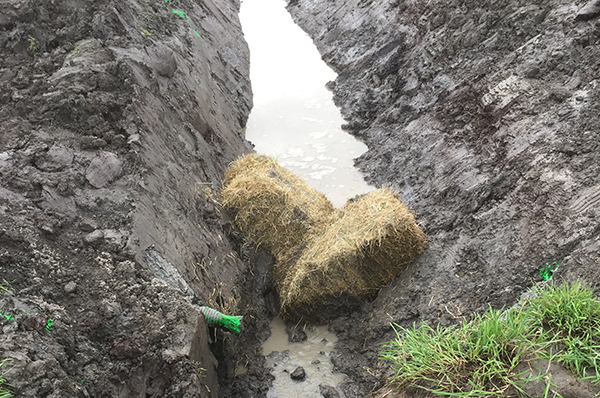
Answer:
27 37 38 53
0 359 13 398
381 307 553 396
528 281 600 382
381 280 600 395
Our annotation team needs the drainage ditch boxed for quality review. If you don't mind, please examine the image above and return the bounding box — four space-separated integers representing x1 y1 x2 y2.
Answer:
233 0 377 396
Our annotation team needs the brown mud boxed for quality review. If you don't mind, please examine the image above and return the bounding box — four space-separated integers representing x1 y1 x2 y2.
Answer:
0 0 267 396
1 0 600 397
286 0 600 396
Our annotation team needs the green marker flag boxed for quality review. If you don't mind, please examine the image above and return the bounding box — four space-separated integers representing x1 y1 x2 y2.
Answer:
200 306 242 334
539 262 560 281
172 9 187 19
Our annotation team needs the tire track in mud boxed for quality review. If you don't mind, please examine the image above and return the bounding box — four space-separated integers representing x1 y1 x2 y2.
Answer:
570 184 600 215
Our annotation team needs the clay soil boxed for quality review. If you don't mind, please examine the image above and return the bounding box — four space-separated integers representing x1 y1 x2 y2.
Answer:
285 0 600 396
2 0 600 397
0 0 269 396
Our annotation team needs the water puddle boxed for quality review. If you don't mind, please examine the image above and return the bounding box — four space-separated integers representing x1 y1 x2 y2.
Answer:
262 317 346 397
239 0 374 208
239 1 368 394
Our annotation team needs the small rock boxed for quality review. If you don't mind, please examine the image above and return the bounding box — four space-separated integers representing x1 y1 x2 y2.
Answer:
319 384 340 398
149 44 178 78
84 229 104 243
311 359 321 364
127 133 140 144
79 219 97 232
35 145 74 172
290 366 306 381
85 151 122 188
64 281 77 293
286 324 307 342
39 223 55 234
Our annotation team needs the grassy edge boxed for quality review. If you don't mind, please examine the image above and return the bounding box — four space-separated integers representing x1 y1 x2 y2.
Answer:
381 280 600 396
0 268 14 398
0 359 13 398
529 280 600 382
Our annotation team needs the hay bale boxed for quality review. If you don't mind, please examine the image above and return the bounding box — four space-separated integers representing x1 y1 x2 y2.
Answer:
279 188 426 315
220 154 334 264
221 155 426 321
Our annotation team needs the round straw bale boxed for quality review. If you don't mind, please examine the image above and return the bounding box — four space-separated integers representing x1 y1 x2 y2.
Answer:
279 188 426 316
220 154 334 263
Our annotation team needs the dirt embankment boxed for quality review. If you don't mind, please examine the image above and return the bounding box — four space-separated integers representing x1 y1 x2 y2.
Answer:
0 0 265 396
287 0 600 396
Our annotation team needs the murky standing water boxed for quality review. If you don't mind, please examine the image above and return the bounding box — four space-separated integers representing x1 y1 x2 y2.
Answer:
239 0 373 208
239 0 369 394
262 318 346 398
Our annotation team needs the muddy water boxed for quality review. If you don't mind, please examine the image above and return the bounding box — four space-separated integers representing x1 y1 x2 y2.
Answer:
239 0 368 395
262 317 346 397
239 0 374 207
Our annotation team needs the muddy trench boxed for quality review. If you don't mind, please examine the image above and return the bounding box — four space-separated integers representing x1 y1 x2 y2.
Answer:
1 0 600 397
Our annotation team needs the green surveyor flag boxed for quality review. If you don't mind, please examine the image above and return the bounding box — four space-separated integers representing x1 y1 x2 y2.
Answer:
200 306 243 334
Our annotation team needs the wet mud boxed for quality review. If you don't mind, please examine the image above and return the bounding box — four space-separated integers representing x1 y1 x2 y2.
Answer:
287 0 600 396
0 0 254 396
2 0 600 397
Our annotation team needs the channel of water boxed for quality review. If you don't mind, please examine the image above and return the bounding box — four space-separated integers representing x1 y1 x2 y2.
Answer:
239 0 373 395
239 0 373 208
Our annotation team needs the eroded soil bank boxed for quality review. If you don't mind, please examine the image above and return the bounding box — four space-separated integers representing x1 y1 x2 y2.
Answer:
0 0 261 396
285 0 600 396
2 0 600 397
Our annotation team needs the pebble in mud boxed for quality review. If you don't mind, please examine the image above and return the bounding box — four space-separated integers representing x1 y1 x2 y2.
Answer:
290 366 306 381
286 323 308 342
84 229 104 244
319 384 340 398
64 281 77 293
85 151 122 188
